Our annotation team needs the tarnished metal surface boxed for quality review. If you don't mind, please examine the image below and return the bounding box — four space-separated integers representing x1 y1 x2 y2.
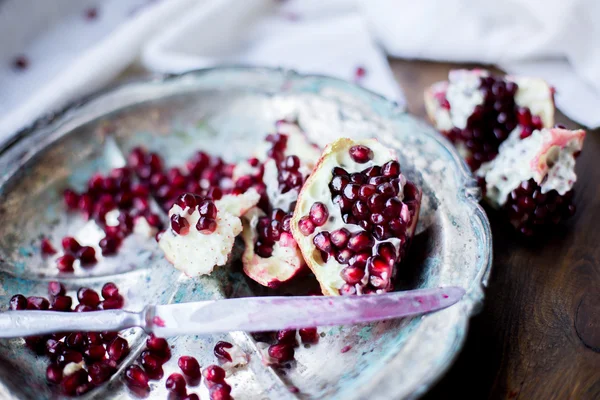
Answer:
0 67 492 400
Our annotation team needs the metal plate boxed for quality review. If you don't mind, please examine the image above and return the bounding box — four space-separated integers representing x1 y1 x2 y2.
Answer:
0 67 492 400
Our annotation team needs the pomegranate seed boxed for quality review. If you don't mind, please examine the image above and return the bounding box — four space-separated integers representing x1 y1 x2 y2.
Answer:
203 365 226 382
56 254 75 272
9 294 27 310
349 145 373 163
86 332 102 345
299 327 319 344
268 343 295 362
74 304 93 312
381 160 400 176
27 296 49 310
146 334 170 357
340 284 357 295
75 382 94 396
166 373 187 396
298 216 315 236
276 330 297 345
61 237 82 254
40 238 57 256
313 232 332 253
170 214 190 235
57 349 84 366
140 350 164 379
341 266 365 284
77 246 97 266
196 216 217 234
209 383 232 400
99 236 121 256
47 281 66 297
178 355 201 378
347 231 374 252
84 344 107 362
51 295 72 311
98 294 124 310
65 332 85 350
101 282 119 299
214 341 234 362
309 202 329 226
45 339 65 360
107 336 129 361
100 331 118 343
125 365 149 389
46 363 63 384
199 199 218 218
89 361 116 385
77 287 100 307
61 369 88 395
183 394 200 400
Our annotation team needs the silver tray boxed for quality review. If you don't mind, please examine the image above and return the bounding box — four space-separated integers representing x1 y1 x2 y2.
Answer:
0 67 492 400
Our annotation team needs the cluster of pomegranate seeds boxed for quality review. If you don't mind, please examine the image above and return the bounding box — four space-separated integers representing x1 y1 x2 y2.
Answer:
7 282 128 396
444 75 544 170
254 208 293 257
123 332 175 392
503 179 576 236
278 154 304 194
203 365 234 400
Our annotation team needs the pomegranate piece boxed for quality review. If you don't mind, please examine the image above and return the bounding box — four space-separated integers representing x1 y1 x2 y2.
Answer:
84 344 107 362
425 69 555 170
9 294 27 310
178 356 201 379
165 373 187 396
41 239 57 256
159 190 260 276
292 138 422 295
203 365 226 383
299 327 319 344
125 365 149 389
107 336 129 361
101 282 119 299
477 127 585 236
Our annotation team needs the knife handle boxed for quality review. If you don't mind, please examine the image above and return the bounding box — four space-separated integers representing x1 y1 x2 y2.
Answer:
0 309 145 338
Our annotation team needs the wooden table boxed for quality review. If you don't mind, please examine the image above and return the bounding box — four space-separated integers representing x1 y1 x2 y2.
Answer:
389 59 600 399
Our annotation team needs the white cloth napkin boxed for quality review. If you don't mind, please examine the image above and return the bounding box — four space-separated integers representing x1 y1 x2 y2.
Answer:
1 0 598 145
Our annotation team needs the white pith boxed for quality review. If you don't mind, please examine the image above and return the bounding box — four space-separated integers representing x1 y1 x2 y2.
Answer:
133 216 158 238
291 138 418 296
241 207 304 287
478 128 585 208
219 343 250 370
158 189 259 276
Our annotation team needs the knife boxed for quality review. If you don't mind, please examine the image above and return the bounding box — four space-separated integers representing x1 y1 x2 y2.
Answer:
0 286 464 338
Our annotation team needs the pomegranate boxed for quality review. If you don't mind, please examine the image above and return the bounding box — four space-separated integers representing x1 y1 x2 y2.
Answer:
291 138 422 295
240 121 320 287
425 69 555 171
214 341 249 369
477 127 585 236
178 356 201 379
159 190 259 276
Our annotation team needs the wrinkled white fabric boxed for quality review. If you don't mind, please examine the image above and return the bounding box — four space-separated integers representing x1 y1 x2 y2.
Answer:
0 0 598 146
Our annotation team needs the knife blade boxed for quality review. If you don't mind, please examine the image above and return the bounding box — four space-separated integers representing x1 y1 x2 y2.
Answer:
0 287 464 338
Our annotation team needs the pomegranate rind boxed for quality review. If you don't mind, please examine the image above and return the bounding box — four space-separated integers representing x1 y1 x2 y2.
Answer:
241 207 305 288
291 138 421 296
477 128 585 208
159 189 260 276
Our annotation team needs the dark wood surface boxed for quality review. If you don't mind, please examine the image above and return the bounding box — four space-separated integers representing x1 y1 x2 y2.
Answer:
388 59 600 400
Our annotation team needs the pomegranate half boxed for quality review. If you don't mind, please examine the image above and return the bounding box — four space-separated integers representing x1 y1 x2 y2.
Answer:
239 121 321 287
291 138 422 295
424 69 555 170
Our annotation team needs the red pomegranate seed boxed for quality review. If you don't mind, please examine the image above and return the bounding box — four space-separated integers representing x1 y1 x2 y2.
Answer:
45 339 65 360
125 365 149 389
27 296 49 310
196 216 217 234
101 282 119 299
77 287 100 307
299 327 319 344
46 363 63 384
100 331 118 343
61 369 88 395
349 145 373 163
140 351 164 379
166 373 187 396
61 236 82 254
178 356 201 378
209 383 232 400
57 349 84 366
48 281 66 297
107 336 129 361
268 343 295 362
51 295 73 311
347 231 374 252
75 382 94 396
41 239 57 256
340 266 365 285
313 232 332 253
146 334 170 356
9 294 27 310
65 332 85 350
340 284 357 295
89 361 116 385
99 236 121 256
56 254 75 272
183 394 200 400
84 344 107 362
86 332 102 346
214 341 234 362
63 189 80 210
298 216 315 236
98 294 124 310
203 365 225 382
199 200 218 218
74 304 93 312
78 246 97 266
170 214 190 235
309 202 329 226
276 330 297 345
